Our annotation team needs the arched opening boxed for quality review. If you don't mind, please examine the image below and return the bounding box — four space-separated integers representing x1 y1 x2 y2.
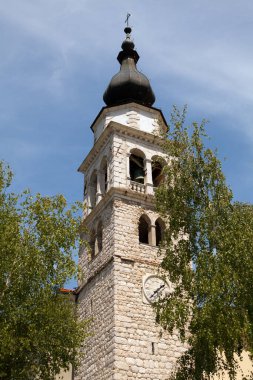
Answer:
139 215 150 244
100 158 108 194
130 149 145 184
97 222 103 253
155 218 164 246
89 171 97 208
152 157 164 187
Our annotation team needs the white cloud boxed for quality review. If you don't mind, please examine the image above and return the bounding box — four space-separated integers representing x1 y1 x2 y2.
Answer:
0 0 253 200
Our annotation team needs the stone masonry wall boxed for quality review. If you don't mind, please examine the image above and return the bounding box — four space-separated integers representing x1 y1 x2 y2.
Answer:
76 199 116 379
75 259 115 380
113 198 186 380
78 200 115 284
76 194 186 380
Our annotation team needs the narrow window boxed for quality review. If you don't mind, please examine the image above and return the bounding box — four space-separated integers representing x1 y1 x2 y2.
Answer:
97 222 103 253
89 230 96 259
139 216 149 244
151 342 155 355
104 169 108 193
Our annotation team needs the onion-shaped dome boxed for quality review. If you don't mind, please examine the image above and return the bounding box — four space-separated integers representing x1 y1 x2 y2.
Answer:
103 27 155 107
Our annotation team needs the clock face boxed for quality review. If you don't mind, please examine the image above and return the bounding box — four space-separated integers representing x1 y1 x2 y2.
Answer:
142 274 171 304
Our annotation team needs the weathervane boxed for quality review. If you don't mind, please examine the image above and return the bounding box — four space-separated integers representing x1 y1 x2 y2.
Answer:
125 13 131 27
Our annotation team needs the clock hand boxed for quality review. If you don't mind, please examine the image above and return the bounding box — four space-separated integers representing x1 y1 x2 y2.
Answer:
150 284 165 299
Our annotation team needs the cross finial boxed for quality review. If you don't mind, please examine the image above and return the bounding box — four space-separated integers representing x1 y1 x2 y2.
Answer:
125 13 131 27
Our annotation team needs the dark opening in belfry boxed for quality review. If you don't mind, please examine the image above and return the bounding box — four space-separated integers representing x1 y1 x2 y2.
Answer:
152 161 163 187
130 154 145 184
100 158 108 194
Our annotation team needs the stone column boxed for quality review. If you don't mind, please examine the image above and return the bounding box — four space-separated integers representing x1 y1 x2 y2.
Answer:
87 184 93 214
96 170 103 204
126 152 131 187
145 158 153 195
83 181 89 216
150 224 156 246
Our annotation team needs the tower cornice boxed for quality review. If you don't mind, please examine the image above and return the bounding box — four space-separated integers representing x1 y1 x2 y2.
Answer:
90 102 168 133
81 185 156 228
78 120 166 173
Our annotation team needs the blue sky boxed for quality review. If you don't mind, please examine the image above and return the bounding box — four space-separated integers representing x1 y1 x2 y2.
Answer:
1 1 253 286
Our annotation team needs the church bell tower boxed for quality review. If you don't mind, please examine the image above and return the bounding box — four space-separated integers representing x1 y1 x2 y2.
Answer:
75 25 184 380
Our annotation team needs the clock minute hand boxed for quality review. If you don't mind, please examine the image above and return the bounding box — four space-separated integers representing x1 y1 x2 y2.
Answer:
150 284 165 300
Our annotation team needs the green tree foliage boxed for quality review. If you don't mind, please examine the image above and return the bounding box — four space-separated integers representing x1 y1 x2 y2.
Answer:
0 162 87 380
155 107 253 379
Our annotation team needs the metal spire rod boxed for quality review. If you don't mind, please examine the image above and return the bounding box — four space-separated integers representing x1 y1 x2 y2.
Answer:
125 13 131 27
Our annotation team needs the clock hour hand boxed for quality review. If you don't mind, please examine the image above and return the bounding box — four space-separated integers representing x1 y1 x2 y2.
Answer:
150 284 165 300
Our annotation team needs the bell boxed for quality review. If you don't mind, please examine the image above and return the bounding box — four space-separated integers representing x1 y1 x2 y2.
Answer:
133 167 144 183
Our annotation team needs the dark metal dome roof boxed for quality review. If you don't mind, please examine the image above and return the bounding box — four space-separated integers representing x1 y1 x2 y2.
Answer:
103 27 155 107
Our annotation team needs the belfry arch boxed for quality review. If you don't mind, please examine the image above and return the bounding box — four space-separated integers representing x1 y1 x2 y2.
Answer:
129 148 146 184
151 155 165 187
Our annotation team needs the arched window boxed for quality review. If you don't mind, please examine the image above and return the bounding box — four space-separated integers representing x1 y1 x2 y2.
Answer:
97 222 103 253
139 215 150 244
90 171 97 209
130 149 145 184
155 218 164 246
151 156 165 187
